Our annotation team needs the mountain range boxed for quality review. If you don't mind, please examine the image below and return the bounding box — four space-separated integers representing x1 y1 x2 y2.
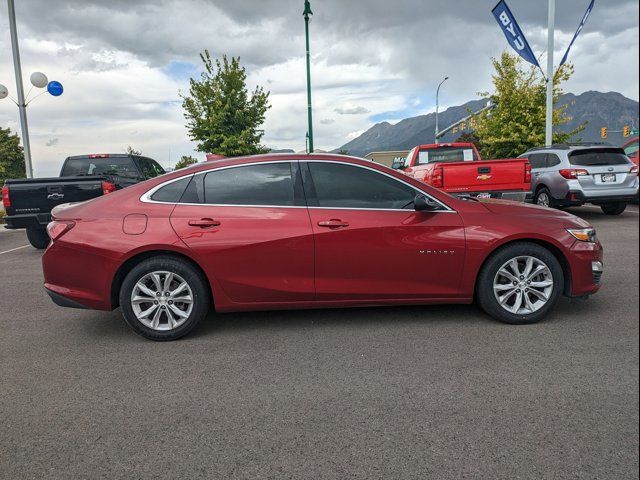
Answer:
336 91 639 156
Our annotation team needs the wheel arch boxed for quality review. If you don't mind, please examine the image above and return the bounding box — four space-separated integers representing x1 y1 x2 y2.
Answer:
473 238 572 298
110 249 213 309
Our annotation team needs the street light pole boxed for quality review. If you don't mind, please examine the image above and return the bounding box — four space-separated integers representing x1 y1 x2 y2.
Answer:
435 76 449 144
545 0 555 146
303 0 314 153
7 0 33 178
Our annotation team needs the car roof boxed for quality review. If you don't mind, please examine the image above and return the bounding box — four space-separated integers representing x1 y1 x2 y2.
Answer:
178 153 370 174
522 143 624 155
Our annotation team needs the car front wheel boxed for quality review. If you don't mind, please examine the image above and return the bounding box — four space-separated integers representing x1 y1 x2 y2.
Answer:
119 256 210 340
477 242 564 325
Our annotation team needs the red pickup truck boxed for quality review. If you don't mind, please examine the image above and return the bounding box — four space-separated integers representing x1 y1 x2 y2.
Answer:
393 143 531 200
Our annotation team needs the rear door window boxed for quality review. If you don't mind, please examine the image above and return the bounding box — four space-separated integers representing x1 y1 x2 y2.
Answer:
203 162 296 206
527 153 548 169
569 149 630 166
547 153 562 167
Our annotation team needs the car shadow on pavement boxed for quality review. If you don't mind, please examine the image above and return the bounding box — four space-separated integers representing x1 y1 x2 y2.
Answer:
76 295 602 341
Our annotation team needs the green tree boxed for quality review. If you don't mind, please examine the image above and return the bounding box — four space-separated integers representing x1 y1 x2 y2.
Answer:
182 51 271 157
472 52 584 159
0 127 26 186
175 155 198 170
455 131 483 152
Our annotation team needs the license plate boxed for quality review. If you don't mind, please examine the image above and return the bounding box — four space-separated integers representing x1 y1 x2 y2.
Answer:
476 192 491 199
601 173 616 183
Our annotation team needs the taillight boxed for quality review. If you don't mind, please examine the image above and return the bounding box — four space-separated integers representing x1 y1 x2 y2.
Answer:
559 169 589 179
432 166 444 188
89 154 110 159
630 165 639 176
1 184 10 208
524 163 532 183
47 221 75 241
102 181 116 195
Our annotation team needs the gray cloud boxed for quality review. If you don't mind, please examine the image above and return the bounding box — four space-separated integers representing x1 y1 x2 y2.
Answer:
45 138 59 147
334 106 370 115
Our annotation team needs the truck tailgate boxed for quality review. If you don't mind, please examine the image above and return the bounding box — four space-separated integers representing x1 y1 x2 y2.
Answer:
442 159 530 193
5 177 105 220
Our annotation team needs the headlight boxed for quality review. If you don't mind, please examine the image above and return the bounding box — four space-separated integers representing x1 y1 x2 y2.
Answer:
567 228 597 242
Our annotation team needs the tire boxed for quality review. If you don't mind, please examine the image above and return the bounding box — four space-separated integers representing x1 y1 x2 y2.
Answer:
600 202 626 215
119 256 210 341
476 242 564 325
26 227 50 249
534 187 555 209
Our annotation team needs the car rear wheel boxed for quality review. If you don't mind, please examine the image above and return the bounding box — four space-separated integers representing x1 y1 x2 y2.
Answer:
26 227 50 249
477 242 564 325
119 256 210 341
600 202 627 215
534 187 555 209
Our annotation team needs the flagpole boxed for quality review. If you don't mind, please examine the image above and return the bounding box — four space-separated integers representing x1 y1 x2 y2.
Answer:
545 0 555 146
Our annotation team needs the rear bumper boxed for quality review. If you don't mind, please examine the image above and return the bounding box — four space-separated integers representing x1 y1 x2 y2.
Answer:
4 213 51 230
42 241 117 311
558 189 639 207
453 190 530 202
45 287 90 309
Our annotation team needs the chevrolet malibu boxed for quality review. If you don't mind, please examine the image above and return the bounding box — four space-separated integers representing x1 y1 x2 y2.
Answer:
42 154 604 341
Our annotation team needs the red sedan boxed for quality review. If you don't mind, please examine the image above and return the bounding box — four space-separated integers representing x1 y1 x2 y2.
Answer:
42 154 603 340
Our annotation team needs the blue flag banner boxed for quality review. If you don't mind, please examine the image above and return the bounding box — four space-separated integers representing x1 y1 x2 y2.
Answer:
560 0 595 66
492 0 540 69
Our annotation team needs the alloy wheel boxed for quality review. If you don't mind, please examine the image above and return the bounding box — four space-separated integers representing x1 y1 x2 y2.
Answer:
131 271 194 331
536 192 550 207
493 256 554 315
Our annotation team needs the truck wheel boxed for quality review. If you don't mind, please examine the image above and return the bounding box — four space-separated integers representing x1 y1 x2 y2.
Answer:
534 187 555 208
119 256 210 341
476 242 564 325
26 228 50 249
600 202 626 215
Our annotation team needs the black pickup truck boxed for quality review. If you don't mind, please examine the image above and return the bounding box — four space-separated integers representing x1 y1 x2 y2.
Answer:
2 154 165 248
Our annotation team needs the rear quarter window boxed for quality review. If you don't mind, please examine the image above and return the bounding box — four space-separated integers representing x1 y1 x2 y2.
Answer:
150 177 192 202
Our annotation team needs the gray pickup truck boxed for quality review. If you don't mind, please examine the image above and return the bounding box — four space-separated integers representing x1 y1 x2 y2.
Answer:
2 154 165 248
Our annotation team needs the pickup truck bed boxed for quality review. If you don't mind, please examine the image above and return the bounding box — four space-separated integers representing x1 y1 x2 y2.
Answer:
3 176 109 230
396 143 531 200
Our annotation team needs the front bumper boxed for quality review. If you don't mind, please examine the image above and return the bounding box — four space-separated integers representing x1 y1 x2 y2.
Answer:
567 240 604 297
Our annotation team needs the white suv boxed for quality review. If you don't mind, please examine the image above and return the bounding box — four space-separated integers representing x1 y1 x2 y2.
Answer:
520 144 639 215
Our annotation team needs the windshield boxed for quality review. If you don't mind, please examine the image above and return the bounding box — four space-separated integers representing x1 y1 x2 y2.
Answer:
61 157 140 179
417 147 476 165
569 148 630 166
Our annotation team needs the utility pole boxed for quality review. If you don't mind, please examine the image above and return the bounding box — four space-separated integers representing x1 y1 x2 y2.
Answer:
7 0 33 177
435 76 449 144
545 0 555 146
303 0 314 153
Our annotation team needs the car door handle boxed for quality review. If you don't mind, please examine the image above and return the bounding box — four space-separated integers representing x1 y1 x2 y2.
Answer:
317 219 349 228
188 218 221 228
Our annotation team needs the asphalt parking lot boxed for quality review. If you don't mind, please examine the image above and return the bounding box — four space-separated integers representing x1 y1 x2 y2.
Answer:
1 205 638 479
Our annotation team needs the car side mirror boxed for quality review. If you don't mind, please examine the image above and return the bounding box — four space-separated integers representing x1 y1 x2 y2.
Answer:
414 194 442 212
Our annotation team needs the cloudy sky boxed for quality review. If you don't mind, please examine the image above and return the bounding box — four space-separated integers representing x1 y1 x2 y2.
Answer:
1 0 638 176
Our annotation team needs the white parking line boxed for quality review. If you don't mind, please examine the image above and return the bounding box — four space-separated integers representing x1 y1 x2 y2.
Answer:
0 245 30 255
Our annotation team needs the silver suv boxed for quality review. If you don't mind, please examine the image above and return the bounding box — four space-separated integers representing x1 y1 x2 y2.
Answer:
520 144 639 215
